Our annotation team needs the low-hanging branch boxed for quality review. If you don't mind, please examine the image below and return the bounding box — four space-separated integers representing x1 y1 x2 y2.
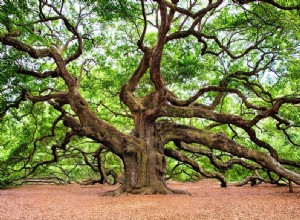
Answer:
157 122 300 185
164 148 227 187
173 141 262 171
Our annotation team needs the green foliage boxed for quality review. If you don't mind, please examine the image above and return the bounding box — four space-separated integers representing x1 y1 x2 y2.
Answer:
225 165 253 182
82 0 139 21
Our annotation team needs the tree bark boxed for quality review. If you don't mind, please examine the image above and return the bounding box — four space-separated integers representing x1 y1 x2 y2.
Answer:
104 116 187 195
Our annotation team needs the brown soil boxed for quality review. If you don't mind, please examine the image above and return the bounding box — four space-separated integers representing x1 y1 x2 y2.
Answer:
0 179 299 220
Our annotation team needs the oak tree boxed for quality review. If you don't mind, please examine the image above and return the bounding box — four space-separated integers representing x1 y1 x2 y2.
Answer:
1 0 300 195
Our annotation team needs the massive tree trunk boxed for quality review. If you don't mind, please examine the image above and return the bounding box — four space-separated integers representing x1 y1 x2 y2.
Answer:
105 115 185 195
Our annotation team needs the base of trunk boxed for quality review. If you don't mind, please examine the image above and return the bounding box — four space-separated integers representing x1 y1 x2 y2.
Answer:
102 182 191 196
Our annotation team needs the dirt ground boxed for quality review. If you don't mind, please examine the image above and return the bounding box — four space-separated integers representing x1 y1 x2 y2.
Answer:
0 179 299 220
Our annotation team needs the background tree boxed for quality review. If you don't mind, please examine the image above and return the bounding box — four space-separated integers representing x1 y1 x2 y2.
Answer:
1 0 300 195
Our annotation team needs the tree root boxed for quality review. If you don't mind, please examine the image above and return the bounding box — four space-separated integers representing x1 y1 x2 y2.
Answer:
101 185 191 196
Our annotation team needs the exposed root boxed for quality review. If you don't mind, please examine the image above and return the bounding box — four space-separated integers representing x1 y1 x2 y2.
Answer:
102 188 124 197
101 184 191 196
